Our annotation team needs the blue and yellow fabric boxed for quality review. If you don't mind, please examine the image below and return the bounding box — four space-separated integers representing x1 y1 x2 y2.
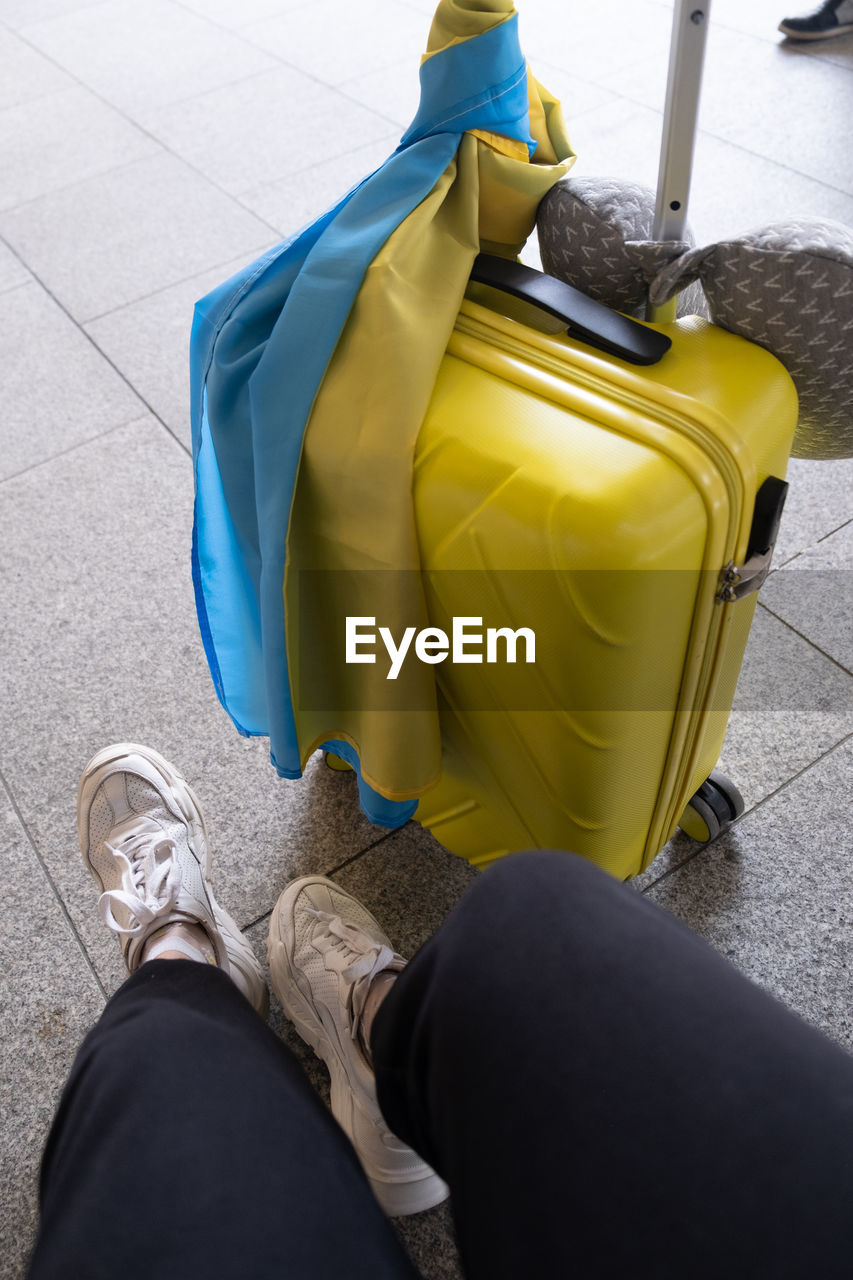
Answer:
190 0 574 825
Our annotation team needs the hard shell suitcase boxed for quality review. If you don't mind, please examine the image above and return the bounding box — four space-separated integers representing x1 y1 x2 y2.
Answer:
411 286 796 878
403 0 799 877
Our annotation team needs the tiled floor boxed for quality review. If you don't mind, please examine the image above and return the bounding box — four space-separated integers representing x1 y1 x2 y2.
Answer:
1 1 851 1276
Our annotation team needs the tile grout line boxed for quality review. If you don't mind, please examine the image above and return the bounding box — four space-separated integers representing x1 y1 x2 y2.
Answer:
756 599 853 679
0 417 148 489
3 18 403 241
326 824 411 878
741 726 853 821
8 0 106 38
168 0 426 121
240 825 412 935
0 765 109 1002
170 0 314 39
816 515 853 544
231 135 400 226
1 29 287 240
0 146 177 221
81 240 278 324
0 231 193 459
639 726 853 895
242 907 273 934
619 102 853 203
0 277 32 301
773 516 853 570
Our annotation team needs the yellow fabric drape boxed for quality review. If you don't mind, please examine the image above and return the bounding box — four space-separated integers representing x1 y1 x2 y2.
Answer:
284 1 575 800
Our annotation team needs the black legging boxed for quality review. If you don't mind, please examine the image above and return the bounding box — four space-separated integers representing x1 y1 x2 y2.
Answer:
28 852 853 1279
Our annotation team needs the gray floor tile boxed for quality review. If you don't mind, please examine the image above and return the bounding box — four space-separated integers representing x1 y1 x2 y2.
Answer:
524 59 619 125
0 281 145 481
718 604 853 796
21 0 278 121
519 0 674 82
561 96 853 248
241 0 428 86
84 247 279 451
643 735 853 1052
635 605 853 888
761 522 853 672
0 86 160 212
774 455 853 567
338 56 422 132
687 135 853 243
607 24 853 196
545 96 662 193
0 152 274 322
0 240 30 294
0 0 101 26
711 0 807 41
0 787 104 1279
145 65 395 198
238 135 400 237
0 25 73 110
179 0 320 29
789 33 853 71
392 1207 464 1280
333 822 481 958
0 418 388 991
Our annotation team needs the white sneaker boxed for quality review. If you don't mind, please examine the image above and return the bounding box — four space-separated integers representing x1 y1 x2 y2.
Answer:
267 876 449 1216
77 742 267 1016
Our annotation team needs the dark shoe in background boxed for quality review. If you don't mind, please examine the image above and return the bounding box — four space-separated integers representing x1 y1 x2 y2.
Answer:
779 0 853 40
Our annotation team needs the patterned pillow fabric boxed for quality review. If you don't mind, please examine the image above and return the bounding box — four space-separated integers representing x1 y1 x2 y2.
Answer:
537 176 709 320
649 219 853 460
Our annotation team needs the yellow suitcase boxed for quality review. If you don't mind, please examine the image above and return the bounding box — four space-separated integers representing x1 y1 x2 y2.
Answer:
404 264 797 879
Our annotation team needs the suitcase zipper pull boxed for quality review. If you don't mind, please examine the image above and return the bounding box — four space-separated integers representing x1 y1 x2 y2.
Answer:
717 552 774 602
717 476 789 602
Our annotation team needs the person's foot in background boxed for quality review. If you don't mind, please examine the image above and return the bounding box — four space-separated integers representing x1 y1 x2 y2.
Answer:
779 0 853 39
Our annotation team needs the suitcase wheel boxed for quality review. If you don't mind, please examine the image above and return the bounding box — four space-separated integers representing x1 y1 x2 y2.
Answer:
323 750 354 772
678 769 745 843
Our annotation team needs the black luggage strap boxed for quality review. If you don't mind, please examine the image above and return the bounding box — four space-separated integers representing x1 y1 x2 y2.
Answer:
469 254 672 367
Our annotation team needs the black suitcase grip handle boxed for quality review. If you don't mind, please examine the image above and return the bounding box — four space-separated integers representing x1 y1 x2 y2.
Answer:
469 254 672 366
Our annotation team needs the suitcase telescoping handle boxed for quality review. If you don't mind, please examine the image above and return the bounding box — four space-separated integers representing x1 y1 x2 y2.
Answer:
470 254 672 366
648 0 711 320
654 1 711 243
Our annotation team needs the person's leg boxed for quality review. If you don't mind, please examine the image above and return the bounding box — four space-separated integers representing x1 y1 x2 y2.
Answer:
29 960 419 1280
370 851 853 1279
29 743 417 1280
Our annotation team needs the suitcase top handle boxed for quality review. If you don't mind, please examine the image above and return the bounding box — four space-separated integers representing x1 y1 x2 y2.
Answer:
470 254 672 366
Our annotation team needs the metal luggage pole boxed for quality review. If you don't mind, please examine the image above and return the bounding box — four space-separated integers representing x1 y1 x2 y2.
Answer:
647 0 712 322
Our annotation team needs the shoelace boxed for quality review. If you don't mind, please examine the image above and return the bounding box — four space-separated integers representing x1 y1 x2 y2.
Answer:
306 908 395 1039
99 830 182 937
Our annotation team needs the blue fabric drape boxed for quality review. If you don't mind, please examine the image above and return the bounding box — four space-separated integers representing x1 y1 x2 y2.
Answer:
190 14 534 826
